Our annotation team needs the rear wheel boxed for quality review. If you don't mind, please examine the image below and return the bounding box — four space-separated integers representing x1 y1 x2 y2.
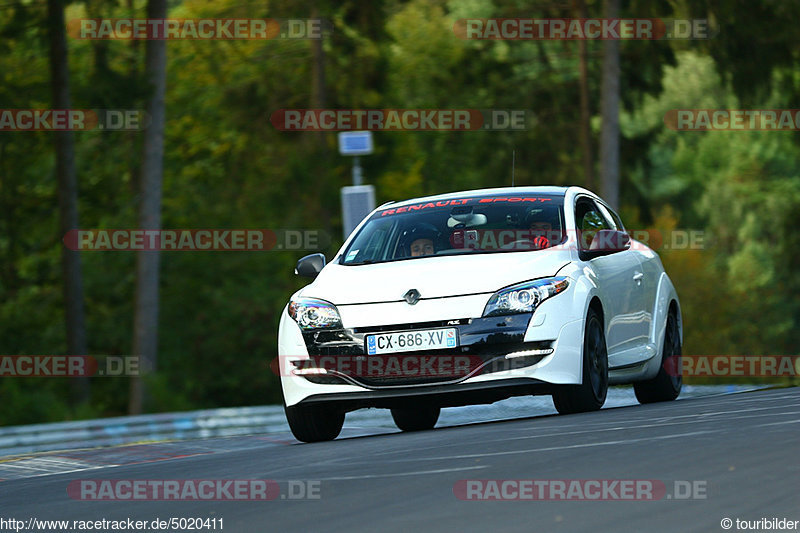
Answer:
553 307 608 414
391 406 440 432
634 309 682 403
284 403 344 443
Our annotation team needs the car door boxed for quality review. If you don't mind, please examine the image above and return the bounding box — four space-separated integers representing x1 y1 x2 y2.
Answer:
574 197 647 367
596 201 654 354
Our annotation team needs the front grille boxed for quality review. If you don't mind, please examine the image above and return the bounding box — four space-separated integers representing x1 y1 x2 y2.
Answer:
294 341 553 388
296 314 540 388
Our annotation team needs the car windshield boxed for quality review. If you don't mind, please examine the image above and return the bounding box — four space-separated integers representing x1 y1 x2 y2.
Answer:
341 194 566 265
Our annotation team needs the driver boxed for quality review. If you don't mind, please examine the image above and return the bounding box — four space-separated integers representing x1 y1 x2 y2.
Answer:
525 206 562 249
410 237 435 257
401 223 440 258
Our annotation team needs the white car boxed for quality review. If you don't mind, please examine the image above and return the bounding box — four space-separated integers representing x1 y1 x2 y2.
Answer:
278 186 682 442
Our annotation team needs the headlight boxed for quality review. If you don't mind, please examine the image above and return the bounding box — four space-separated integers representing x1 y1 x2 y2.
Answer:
288 298 343 330
482 277 569 317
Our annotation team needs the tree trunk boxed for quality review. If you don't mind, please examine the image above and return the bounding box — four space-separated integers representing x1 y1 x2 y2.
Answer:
129 0 167 414
47 0 89 404
127 0 141 196
600 0 620 208
311 6 327 109
310 4 327 154
574 0 595 191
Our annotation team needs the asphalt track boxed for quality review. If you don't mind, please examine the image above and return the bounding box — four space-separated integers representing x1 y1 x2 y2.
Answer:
1 387 798 533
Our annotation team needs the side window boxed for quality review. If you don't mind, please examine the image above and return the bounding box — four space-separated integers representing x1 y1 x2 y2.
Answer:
597 202 624 231
574 198 611 250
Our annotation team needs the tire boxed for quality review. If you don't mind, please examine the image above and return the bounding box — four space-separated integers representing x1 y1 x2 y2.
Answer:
284 403 344 443
391 406 440 432
634 309 682 404
553 307 609 414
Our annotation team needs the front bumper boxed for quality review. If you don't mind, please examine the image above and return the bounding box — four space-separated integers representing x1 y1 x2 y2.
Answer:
278 299 585 408
295 378 556 411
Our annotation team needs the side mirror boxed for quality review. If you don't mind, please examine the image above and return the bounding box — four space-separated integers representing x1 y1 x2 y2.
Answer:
580 229 630 260
295 253 326 278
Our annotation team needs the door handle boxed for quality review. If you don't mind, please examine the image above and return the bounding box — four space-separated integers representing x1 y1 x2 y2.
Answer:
633 272 644 283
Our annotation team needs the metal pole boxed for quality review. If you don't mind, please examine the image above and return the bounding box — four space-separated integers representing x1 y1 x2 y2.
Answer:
512 149 515 187
352 156 363 186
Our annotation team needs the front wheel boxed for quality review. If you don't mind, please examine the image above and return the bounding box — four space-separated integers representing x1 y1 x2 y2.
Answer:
284 403 344 443
634 309 682 403
553 307 609 414
391 406 440 432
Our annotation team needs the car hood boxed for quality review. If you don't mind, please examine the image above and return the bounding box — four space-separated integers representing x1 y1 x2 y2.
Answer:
299 250 572 305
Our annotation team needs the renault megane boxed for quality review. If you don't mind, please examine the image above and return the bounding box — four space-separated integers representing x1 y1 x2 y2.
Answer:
278 186 683 442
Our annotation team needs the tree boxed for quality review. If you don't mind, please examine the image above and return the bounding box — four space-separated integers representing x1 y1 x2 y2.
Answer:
129 0 167 414
574 0 595 190
599 0 620 207
47 0 89 404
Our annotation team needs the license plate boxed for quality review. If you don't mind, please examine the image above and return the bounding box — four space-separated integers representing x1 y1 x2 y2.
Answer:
366 328 458 355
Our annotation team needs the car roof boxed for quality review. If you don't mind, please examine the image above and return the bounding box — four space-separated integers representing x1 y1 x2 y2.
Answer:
384 186 573 208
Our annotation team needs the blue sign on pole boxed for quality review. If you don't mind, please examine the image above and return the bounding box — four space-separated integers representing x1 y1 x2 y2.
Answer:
338 131 374 156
